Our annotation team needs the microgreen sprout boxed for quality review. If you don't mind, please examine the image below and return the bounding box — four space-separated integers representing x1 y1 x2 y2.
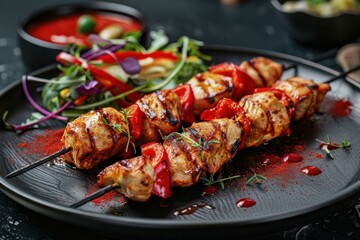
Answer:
316 135 351 160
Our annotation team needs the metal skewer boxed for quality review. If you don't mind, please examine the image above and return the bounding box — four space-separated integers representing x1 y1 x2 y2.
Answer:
6 147 71 179
70 184 118 208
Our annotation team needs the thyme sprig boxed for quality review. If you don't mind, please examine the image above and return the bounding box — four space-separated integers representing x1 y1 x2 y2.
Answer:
246 173 267 185
102 108 136 153
316 135 351 160
168 130 220 161
200 173 241 190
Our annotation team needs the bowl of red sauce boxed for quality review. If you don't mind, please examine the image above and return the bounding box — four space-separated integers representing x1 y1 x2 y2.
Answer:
18 2 146 70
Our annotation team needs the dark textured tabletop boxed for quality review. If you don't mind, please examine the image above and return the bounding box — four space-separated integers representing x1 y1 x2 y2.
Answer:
1 0 360 239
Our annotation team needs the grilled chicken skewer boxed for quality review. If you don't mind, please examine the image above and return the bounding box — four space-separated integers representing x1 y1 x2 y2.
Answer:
97 77 330 202
62 57 283 170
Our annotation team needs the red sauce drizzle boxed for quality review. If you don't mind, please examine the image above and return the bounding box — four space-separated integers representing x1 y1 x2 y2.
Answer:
173 202 215 216
330 99 352 117
301 166 322 176
282 152 304 163
236 198 256 208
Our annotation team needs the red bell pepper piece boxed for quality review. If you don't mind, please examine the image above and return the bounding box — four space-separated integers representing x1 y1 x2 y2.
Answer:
200 98 251 150
96 51 178 63
254 88 295 119
126 104 144 142
171 84 196 124
200 98 241 120
141 142 171 199
209 63 255 101
87 64 142 107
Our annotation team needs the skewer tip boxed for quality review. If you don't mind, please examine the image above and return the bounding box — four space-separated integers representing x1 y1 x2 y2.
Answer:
70 184 118 208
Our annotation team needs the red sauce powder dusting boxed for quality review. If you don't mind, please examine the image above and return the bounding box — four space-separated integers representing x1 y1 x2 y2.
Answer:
330 99 352 117
17 129 64 156
85 184 126 205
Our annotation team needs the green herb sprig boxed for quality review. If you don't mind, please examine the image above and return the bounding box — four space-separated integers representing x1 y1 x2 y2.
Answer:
246 173 267 185
102 108 136 154
167 130 219 161
200 173 241 189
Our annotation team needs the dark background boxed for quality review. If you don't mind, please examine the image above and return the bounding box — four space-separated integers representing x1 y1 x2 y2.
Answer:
0 0 359 239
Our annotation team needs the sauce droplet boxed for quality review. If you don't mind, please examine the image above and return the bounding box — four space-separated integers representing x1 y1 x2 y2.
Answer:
261 154 281 166
282 153 303 163
201 185 218 196
301 166 322 176
173 202 216 216
236 198 256 208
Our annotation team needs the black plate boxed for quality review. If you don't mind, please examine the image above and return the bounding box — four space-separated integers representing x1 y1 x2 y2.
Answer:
1 46 360 239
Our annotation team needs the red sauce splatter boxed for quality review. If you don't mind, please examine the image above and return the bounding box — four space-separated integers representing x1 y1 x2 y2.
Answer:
315 153 323 159
301 166 322 176
17 129 64 156
261 154 281 166
236 198 256 208
330 99 352 117
173 202 215 216
201 185 218 196
282 153 304 163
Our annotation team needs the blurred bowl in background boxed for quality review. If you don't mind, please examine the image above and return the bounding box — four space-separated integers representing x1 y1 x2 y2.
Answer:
271 0 360 47
17 2 146 70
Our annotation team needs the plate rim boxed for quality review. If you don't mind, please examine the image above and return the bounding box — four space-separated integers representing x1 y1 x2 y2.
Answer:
1 45 359 232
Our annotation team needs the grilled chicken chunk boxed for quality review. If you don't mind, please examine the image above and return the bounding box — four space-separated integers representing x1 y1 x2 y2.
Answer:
62 107 129 169
97 156 154 202
239 92 290 148
187 72 233 116
163 118 242 187
136 90 182 145
274 77 331 120
239 57 283 87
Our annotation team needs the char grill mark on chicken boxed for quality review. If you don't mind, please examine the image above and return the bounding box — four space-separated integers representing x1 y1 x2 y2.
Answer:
136 90 182 145
239 92 290 148
62 107 129 170
239 57 283 88
274 77 331 120
164 118 242 187
97 156 154 202
187 72 233 116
